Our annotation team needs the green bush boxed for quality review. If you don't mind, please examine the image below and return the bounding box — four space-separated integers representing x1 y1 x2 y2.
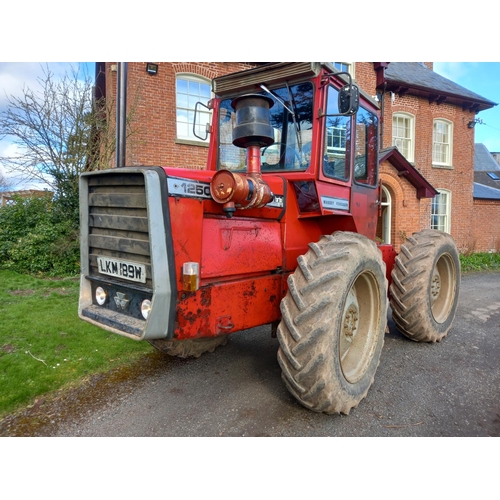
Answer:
460 252 500 273
0 194 79 277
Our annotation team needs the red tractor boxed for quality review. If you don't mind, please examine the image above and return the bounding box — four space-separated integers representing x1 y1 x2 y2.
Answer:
79 62 460 415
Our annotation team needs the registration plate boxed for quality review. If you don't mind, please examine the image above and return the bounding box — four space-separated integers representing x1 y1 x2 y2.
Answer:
97 256 147 284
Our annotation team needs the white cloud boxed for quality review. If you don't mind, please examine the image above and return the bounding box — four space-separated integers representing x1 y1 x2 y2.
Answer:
433 62 473 82
0 140 23 184
0 139 22 158
0 63 44 110
0 138 53 190
0 159 25 190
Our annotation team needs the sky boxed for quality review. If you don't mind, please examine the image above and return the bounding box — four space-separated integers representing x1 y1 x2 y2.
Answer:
433 62 500 152
1 61 499 191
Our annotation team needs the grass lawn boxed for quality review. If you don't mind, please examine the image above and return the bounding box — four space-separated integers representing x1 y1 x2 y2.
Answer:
0 270 153 419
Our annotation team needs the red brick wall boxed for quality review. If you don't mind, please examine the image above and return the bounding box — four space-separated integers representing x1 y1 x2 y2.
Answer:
104 62 258 169
471 199 500 252
354 63 378 98
378 166 425 253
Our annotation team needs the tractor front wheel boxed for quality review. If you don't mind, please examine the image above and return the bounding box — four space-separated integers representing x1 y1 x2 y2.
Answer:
277 232 388 415
390 229 460 342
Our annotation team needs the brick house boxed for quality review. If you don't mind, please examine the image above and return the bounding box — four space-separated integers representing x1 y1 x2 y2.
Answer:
355 62 497 252
95 62 497 253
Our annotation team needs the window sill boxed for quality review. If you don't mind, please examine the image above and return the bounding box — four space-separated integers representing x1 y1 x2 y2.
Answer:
432 164 453 170
175 138 210 148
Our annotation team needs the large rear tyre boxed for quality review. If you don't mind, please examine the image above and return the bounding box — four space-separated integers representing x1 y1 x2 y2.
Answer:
277 232 388 415
148 336 228 359
390 229 460 343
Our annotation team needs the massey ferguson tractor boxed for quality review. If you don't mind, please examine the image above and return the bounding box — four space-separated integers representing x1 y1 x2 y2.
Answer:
78 62 460 415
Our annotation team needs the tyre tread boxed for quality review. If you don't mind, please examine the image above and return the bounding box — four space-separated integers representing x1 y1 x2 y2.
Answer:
277 232 388 415
390 229 460 342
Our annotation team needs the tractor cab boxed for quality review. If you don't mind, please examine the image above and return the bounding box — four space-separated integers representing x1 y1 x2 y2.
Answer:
202 62 365 175
197 62 381 239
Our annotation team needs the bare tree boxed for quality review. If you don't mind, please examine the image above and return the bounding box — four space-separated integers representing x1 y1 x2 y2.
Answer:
0 64 136 222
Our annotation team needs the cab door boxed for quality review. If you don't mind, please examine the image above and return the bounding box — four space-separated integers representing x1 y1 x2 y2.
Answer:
350 105 380 240
316 82 380 241
316 84 353 218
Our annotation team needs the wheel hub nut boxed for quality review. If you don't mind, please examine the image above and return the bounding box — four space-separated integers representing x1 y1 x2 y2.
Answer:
431 271 441 301
343 305 359 342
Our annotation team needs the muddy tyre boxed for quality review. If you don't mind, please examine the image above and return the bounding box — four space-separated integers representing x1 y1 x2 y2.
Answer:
277 232 388 415
148 336 228 359
390 229 460 343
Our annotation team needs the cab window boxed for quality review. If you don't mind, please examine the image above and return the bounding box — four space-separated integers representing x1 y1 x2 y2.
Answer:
354 107 378 187
323 85 351 181
218 82 314 172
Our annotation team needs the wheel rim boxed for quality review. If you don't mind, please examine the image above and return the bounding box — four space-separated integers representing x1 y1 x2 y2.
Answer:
431 253 456 323
339 271 381 384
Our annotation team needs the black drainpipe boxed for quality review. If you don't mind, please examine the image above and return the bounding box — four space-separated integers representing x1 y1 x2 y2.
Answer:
116 62 128 168
373 63 389 149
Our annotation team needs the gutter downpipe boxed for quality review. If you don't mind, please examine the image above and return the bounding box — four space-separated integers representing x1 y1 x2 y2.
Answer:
116 62 128 168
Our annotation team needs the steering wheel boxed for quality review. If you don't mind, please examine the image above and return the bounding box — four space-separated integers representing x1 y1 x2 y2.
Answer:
262 142 301 169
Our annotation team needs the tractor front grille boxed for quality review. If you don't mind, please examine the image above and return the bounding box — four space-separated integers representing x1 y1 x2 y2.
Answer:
86 172 152 291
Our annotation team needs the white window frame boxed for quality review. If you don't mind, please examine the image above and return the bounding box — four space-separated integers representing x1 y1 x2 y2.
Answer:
332 62 355 78
175 73 212 143
431 189 451 233
392 112 415 162
432 119 453 167
326 125 347 153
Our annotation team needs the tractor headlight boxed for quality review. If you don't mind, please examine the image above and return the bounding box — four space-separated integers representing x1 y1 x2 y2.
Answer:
95 286 107 305
141 299 152 320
